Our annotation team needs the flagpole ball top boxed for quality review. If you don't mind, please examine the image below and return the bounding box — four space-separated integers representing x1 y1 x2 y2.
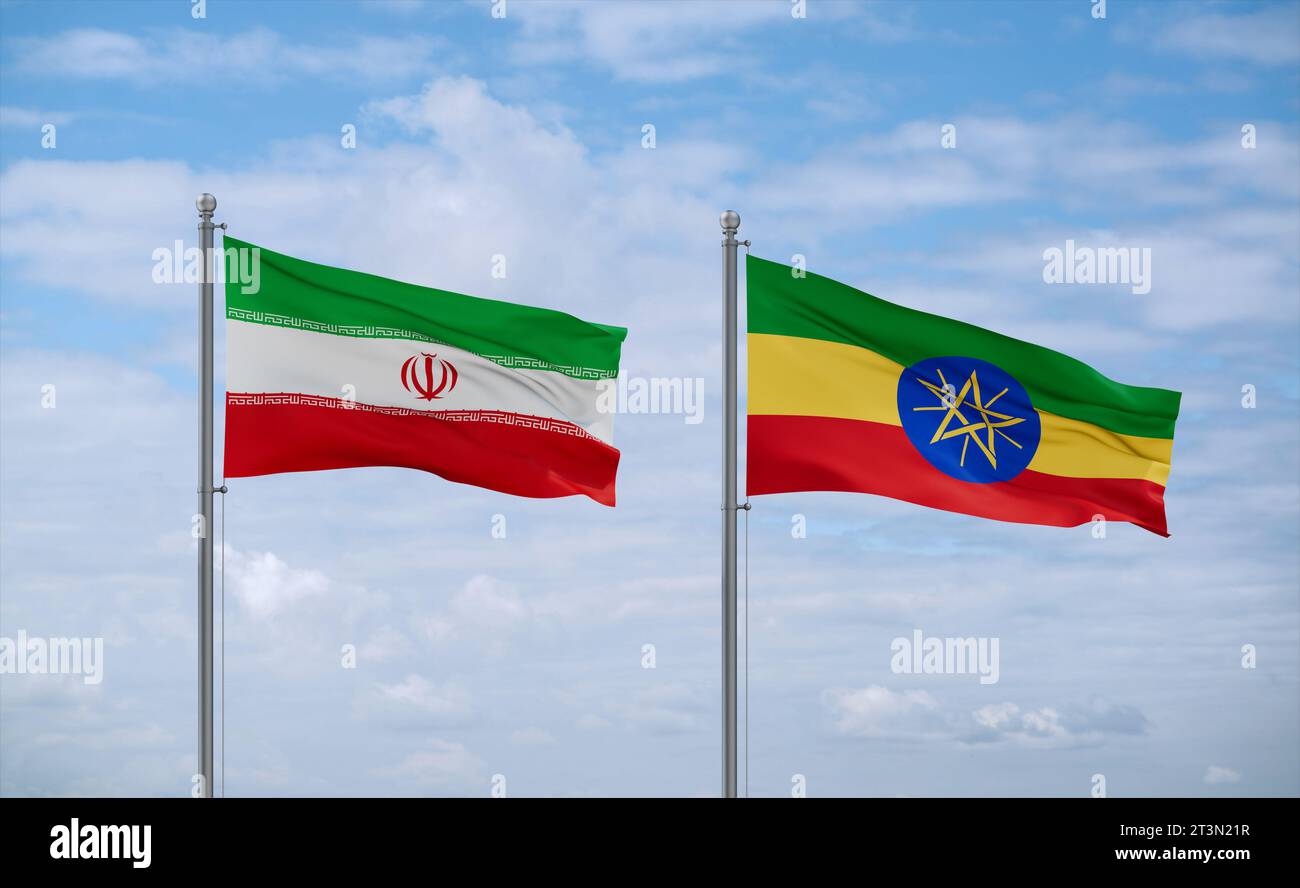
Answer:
196 193 217 213
719 210 741 231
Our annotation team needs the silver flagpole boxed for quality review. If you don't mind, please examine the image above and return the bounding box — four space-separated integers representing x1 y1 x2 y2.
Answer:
720 210 741 798
196 193 217 798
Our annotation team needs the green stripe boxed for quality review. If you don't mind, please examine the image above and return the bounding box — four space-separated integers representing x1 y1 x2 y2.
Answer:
747 254 1180 439
223 236 625 380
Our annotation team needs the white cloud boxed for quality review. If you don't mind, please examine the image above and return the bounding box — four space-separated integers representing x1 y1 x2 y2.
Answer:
11 27 441 85
822 685 947 740
0 106 73 128
505 0 920 83
1154 6 1300 65
357 674 474 727
965 700 1147 748
608 682 706 734
753 115 1300 230
32 723 174 751
508 0 787 83
372 738 487 790
358 625 413 663
450 575 532 628
510 726 556 746
418 574 535 650
919 209 1300 334
823 687 1149 749
222 546 329 619
368 0 427 13
1204 765 1242 785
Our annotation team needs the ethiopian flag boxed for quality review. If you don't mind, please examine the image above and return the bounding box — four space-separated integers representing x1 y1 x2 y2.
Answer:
746 256 1179 535
222 237 626 505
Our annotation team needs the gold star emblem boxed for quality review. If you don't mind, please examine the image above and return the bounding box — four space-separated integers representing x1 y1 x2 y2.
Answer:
911 368 1026 469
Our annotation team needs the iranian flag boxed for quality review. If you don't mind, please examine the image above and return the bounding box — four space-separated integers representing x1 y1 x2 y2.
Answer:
222 237 626 506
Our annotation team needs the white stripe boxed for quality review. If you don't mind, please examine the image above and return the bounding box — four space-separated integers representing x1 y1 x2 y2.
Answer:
227 320 613 444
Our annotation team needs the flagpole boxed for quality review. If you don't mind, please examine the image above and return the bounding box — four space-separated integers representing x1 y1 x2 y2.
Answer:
721 210 741 798
196 193 217 799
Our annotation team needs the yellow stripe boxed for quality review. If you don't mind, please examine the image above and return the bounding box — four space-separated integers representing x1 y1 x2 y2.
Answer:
748 332 902 426
748 332 1172 485
1032 411 1171 484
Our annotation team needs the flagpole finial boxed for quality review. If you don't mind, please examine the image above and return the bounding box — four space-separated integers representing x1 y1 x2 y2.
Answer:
719 210 740 232
196 193 217 215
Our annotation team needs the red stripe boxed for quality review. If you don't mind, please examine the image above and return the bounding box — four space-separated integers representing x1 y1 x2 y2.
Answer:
225 395 618 506
748 414 1169 536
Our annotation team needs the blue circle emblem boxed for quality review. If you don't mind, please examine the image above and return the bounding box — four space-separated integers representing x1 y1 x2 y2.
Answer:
896 356 1040 484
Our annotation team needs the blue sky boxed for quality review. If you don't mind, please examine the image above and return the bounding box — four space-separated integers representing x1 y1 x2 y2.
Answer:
1 0 1297 797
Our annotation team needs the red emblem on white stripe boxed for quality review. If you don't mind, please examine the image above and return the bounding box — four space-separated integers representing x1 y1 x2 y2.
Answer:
401 352 459 401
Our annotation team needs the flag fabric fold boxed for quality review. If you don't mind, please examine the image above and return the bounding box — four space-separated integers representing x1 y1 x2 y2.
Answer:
745 255 1180 535
222 237 626 505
